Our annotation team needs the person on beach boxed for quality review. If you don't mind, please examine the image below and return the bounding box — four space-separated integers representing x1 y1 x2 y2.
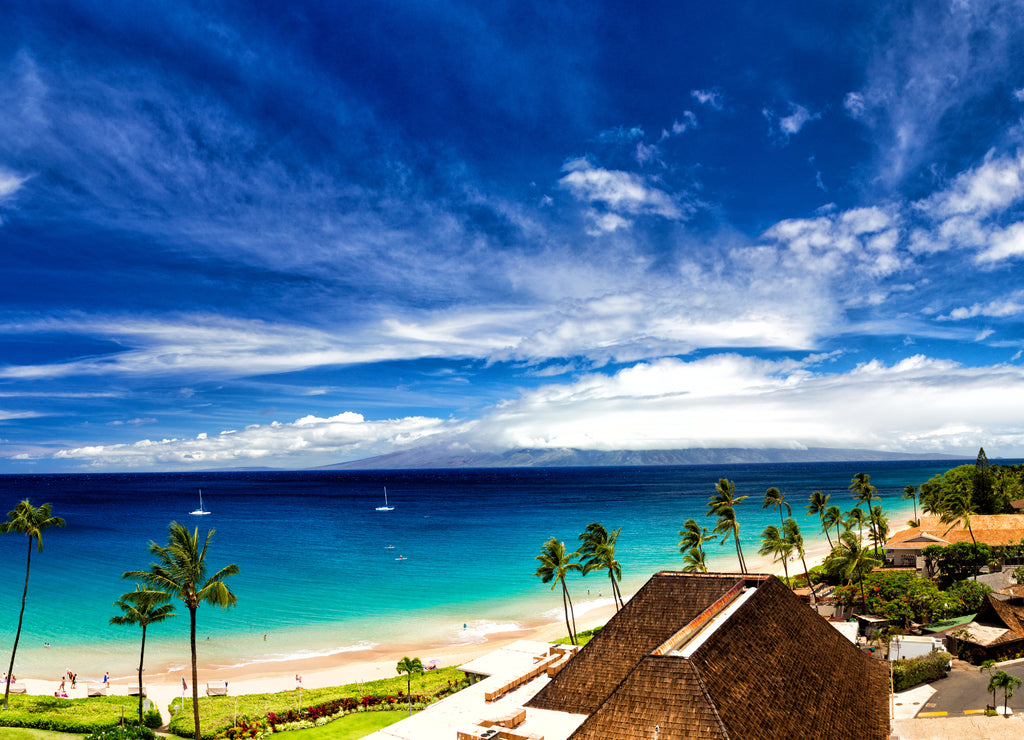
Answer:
71 674 76 688
103 671 109 686
59 679 65 693
182 676 187 691
295 674 302 689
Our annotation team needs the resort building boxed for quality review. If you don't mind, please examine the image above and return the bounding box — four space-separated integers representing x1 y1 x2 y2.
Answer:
884 515 1024 568
944 592 1024 664
369 571 890 740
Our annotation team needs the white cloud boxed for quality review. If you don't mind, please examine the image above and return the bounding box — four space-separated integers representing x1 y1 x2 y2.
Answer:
54 411 450 468
559 159 682 220
918 151 1024 220
977 221 1024 263
843 92 866 120
690 88 724 110
0 168 28 199
763 103 820 142
943 295 1024 320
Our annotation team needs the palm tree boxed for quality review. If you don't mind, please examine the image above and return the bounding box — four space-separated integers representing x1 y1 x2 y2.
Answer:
823 505 843 546
783 518 817 612
534 537 582 645
762 487 791 528
902 485 919 522
111 586 176 725
807 491 833 549
825 531 881 612
707 479 748 574
870 504 889 554
990 670 1022 715
1 500 65 711
577 523 624 610
395 656 424 715
939 486 981 580
759 525 792 582
980 660 997 709
679 518 711 573
844 506 866 535
850 473 880 556
123 523 239 740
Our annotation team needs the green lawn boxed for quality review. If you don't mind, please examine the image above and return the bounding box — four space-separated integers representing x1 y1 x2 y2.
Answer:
0 729 85 740
283 710 407 739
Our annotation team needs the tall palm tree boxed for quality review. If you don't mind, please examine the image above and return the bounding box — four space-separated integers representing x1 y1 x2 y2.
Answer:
395 656 424 715
1 500 65 711
939 486 981 580
577 523 624 610
807 491 833 549
822 505 842 547
758 525 792 582
123 523 239 740
111 586 176 725
825 531 881 612
762 487 792 528
534 537 582 645
870 504 890 553
678 518 711 573
783 518 817 612
844 506 866 535
902 485 919 521
707 479 748 574
850 473 880 556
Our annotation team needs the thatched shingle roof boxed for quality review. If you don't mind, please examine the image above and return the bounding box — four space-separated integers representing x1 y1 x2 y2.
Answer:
529 572 890 740
885 515 1024 549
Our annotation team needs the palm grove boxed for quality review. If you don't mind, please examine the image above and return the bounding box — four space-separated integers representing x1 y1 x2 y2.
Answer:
537 450 1024 644
0 501 237 740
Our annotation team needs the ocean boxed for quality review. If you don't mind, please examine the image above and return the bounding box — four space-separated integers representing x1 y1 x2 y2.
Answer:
0 461 970 682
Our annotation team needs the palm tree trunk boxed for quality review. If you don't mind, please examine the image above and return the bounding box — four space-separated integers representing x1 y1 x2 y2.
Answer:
4 538 33 711
559 579 575 645
190 607 200 740
969 524 979 581
138 624 147 725
607 572 620 611
800 552 818 613
821 516 833 549
564 579 578 643
734 530 747 574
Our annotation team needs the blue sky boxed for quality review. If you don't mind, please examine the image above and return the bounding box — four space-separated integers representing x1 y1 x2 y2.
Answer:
3 0 1024 471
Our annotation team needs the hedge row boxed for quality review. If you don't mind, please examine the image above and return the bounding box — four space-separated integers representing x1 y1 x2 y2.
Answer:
892 651 952 692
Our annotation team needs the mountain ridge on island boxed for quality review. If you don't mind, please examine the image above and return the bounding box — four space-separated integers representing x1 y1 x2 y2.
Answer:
317 446 963 470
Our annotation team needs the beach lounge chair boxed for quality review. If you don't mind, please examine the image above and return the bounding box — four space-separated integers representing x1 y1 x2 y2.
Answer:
87 684 107 697
127 685 146 697
206 682 228 696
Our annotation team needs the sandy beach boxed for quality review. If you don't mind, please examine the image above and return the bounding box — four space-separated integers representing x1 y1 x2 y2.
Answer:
17 522 905 719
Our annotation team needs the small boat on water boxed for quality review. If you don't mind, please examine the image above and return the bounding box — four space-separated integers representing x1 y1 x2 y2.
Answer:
395 555 407 561
375 487 394 511
385 544 395 550
190 490 211 516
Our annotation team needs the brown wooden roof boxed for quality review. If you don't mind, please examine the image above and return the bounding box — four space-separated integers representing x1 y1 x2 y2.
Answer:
527 572 744 715
975 594 1024 645
530 572 890 740
885 515 1024 549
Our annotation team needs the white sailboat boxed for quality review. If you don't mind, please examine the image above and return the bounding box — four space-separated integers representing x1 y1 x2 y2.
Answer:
375 486 394 511
190 489 211 516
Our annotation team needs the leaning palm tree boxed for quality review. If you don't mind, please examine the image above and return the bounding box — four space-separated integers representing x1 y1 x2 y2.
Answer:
395 656 424 715
1 500 65 710
807 491 833 549
678 518 711 572
762 487 791 528
707 479 748 574
123 523 239 740
844 506 866 535
577 523 624 610
681 546 709 573
758 525 792 582
825 531 881 612
822 505 843 547
534 537 582 645
902 485 919 522
783 518 817 612
111 586 176 725
850 473 880 556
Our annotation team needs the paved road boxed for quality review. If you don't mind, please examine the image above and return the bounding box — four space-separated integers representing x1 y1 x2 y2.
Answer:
919 660 1024 716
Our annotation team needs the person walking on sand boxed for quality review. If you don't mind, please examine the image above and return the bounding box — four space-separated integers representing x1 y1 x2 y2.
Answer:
103 671 109 686
59 678 65 693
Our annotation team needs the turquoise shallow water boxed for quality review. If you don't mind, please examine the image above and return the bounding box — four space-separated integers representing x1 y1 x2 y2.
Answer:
0 462 967 681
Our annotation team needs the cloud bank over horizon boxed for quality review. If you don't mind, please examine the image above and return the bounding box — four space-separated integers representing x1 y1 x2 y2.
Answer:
4 1 1024 470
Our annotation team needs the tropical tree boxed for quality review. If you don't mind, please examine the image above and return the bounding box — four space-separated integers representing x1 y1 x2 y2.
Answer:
678 518 711 573
844 507 866 535
123 523 239 740
807 491 833 549
783 518 817 611
902 485 919 522
1 500 65 711
980 660 998 709
823 505 843 546
396 656 424 715
707 478 748 574
111 586 176 725
939 486 980 580
990 670 1022 715
577 523 624 610
850 473 880 556
534 537 582 645
759 525 792 582
825 531 881 612
762 487 791 528
870 504 890 553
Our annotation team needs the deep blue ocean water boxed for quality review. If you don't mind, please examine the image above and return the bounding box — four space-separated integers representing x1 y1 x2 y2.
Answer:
0 461 972 681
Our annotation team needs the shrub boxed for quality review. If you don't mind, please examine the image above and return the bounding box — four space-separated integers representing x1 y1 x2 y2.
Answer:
892 651 952 692
945 579 993 613
84 726 157 740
